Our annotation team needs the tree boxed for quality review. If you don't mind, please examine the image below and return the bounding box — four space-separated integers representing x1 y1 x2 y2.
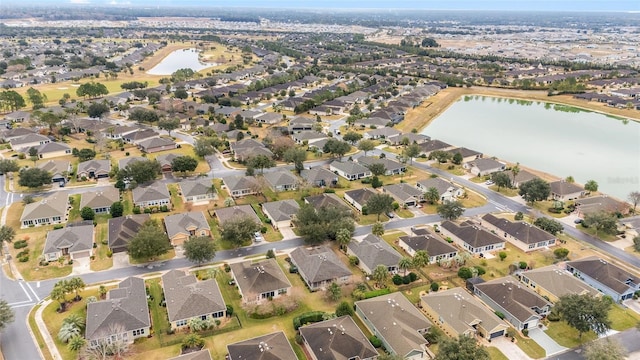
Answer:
366 193 395 221
184 236 216 265
26 87 46 109
336 228 352 251
404 143 421 165
76 148 96 162
583 211 618 237
628 191 640 213
366 162 387 177
0 299 14 331
80 206 95 221
371 221 385 236
335 301 354 317
174 88 188 99
62 313 85 332
491 172 512 192
584 338 626 360
171 156 198 173
413 250 429 268
430 150 451 163
556 294 612 339
584 180 598 193
128 108 159 123
519 178 551 205
533 217 564 235
220 216 261 248
451 152 463 165
127 219 172 260
181 334 204 351
434 335 490 360
0 159 19 174
437 200 465 220
18 168 52 188
633 236 640 252
283 147 306 174
98 285 107 299
87 102 110 119
246 155 275 174
457 267 473 280
28 146 38 165
58 322 82 343
371 264 389 287
0 90 26 112
76 82 108 99
357 139 375 156
499 251 507 261
342 131 362 145
158 118 180 136
398 257 413 275
194 138 216 158
323 139 351 159
68 277 85 301
110 201 123 218
327 282 341 301
554 247 570 260
118 159 161 185
511 162 520 185
67 336 86 352
294 203 355 245
424 187 440 204
0 225 15 253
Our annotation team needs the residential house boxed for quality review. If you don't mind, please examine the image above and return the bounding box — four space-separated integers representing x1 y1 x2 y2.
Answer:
343 188 378 213
292 131 328 147
511 169 539 188
80 187 119 214
300 167 338 187
288 117 316 133
575 196 630 217
214 205 261 227
227 331 297 360
118 156 147 170
464 158 506 177
440 220 506 255
549 181 585 201
230 258 292 304
161 269 226 330
418 139 454 157
156 153 180 172
299 316 378 360
364 127 402 140
222 175 259 198
163 212 211 246
481 214 556 252
357 156 406 176
516 265 600 303
108 214 150 253
9 133 50 151
37 160 71 184
3 110 30 123
290 245 353 291
421 287 509 340
138 137 176 153
20 192 68 228
230 139 273 162
77 159 111 179
305 193 351 212
566 257 640 302
398 233 458 263
354 117 389 128
43 224 94 261
255 112 282 125
473 277 551 331
355 292 432 359
132 182 171 209
85 277 150 347
261 199 300 229
329 160 371 181
36 142 72 159
387 133 429 146
122 129 159 144
383 183 423 207
347 234 402 274
168 349 212 360
443 147 482 163
416 178 463 203
179 178 216 204
263 170 299 192
1 127 35 142
100 125 139 140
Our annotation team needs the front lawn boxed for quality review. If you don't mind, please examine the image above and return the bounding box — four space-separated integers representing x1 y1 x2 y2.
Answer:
545 320 596 348
459 189 487 208
129 249 176 265
489 185 519 197
514 332 546 359
486 346 509 360
67 194 82 222
90 223 113 271
10 230 73 281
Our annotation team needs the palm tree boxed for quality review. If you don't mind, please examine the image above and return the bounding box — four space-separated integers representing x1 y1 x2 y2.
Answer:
98 285 107 299
372 265 389 288
511 162 520 185
413 250 430 269
188 317 207 332
68 277 85 301
62 314 85 331
67 336 86 352
50 285 67 311
398 257 413 276
336 228 352 252
371 222 385 237
182 334 204 350
58 322 81 343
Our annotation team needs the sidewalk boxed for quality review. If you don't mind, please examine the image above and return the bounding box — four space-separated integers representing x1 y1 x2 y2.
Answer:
34 299 62 360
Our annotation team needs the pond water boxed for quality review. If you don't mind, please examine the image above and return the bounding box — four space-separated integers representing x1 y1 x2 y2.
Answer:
146 48 215 75
422 95 640 200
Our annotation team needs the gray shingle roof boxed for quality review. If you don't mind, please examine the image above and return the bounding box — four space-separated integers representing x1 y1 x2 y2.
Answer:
222 175 258 192
108 214 150 249
261 199 300 222
416 177 460 196
475 277 551 323
263 170 299 189
230 259 291 298
118 156 147 169
344 188 377 207
383 183 422 202
80 187 119 210
441 220 506 249
180 178 214 198
77 159 111 176
300 167 338 186
168 349 212 360
348 234 401 271
163 212 210 240
138 137 175 151
37 160 70 178
132 182 170 204
43 224 93 255
305 193 350 211
330 160 370 176
86 277 150 340
156 153 180 167
399 234 458 258
518 265 600 299
227 331 297 360
20 192 68 223
162 269 225 323
300 316 378 360
214 205 260 226
549 180 584 196
567 257 640 295
357 156 404 172
37 141 71 154
290 245 352 284
466 158 504 172
482 214 555 245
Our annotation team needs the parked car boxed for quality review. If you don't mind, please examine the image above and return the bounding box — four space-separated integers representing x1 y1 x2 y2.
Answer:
485 180 494 185
386 211 395 218
254 231 264 242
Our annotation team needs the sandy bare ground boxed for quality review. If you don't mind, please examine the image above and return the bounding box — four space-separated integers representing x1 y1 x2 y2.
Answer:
399 86 640 134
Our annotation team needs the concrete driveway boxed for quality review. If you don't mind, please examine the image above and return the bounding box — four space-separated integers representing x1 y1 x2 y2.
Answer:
528 327 567 357
489 336 532 360
112 252 130 269
71 256 91 275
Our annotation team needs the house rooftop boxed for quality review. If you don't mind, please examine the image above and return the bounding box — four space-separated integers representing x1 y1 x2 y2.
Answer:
230 258 291 298
566 257 640 295
161 269 225 323
299 315 378 360
227 331 296 360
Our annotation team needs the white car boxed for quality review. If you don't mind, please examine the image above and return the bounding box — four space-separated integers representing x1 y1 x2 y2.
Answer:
485 180 494 185
254 232 264 242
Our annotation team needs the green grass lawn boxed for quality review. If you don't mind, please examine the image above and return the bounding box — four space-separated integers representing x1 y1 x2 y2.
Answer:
28 304 54 360
486 346 509 360
576 225 618 242
167 184 184 211
609 304 640 331
68 194 82 222
545 320 597 348
514 332 546 359
129 249 176 265
396 208 415 219
146 279 170 339
489 185 519 197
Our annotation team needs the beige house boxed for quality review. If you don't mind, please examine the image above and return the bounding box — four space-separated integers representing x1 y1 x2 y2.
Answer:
132 182 171 209
290 245 352 291
80 187 120 214
162 269 226 330
179 178 216 204
261 199 300 229
36 142 72 159
43 224 94 261
421 287 509 340
481 214 556 252
163 212 211 246
516 265 600 303
229 259 292 304
20 192 69 228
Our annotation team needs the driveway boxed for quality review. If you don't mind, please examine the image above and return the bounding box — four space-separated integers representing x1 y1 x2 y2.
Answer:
489 336 532 360
112 252 130 269
279 227 297 240
528 327 567 356
71 256 91 275
623 299 640 315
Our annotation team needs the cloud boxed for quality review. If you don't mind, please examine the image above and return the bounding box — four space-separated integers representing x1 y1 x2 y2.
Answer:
69 0 91 3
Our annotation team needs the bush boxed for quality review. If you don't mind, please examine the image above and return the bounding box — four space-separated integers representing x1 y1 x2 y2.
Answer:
106 249 112 258
522 329 529 337
323 189 335 193
293 311 327 330
369 335 382 348
408 272 418 282
160 205 168 212
362 288 390 299
361 206 368 215
548 207 562 214
16 250 29 258
430 282 439 292
125 152 130 156
547 309 561 322
553 247 569 259
402 275 411 284
132 206 141 214
226 305 234 316
424 327 443 344
519 261 527 269
392 202 400 210
19 256 29 262
499 251 507 261
13 240 28 249
349 256 359 266
224 263 231 272
260 226 267 234
53 224 64 230
335 301 354 317
514 211 524 221
392 274 403 285
474 266 486 276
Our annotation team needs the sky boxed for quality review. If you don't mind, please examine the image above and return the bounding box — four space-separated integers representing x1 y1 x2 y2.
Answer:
11 0 640 11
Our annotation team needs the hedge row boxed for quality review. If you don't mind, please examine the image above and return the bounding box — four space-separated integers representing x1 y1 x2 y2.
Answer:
293 311 326 330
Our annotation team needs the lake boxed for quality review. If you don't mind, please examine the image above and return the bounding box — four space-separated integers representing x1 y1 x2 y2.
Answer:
422 95 640 200
146 48 215 75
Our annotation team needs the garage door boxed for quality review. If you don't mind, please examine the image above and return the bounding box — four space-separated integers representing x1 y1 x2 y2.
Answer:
489 330 504 339
72 251 91 259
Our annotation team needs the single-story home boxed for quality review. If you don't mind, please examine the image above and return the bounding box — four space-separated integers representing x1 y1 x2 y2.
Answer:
445 147 483 163
263 170 299 192
300 167 338 187
357 156 406 176
214 205 261 228
80 187 120 214
138 137 177 153
575 195 629 217
440 220 506 255
227 331 297 360
343 188 378 213
163 211 211 246
549 180 585 201
222 175 259 198
481 214 556 252
304 193 352 212
416 177 463 203
382 183 423 207
37 160 71 184
329 160 371 181
9 133 50 151
132 182 171 209
290 245 353 291
179 178 216 203
516 265 600 303
20 192 68 228
107 214 150 253
43 224 94 261
299 316 378 360
155 153 180 172
77 159 111 179
347 234 402 274
398 233 458 264
566 257 640 302
36 142 72 159
463 158 506 177
230 258 292 304
261 199 300 229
